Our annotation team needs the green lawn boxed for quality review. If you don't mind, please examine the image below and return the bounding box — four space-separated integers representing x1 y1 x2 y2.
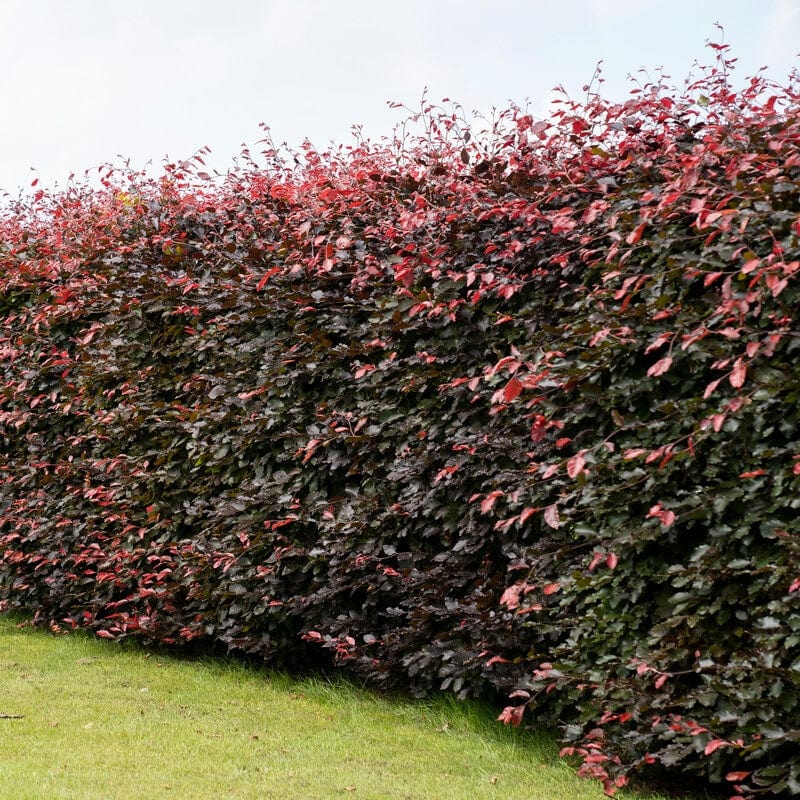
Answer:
0 616 688 800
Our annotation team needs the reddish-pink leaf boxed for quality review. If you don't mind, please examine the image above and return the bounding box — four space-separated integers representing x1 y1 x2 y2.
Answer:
701 413 727 432
500 583 523 610
503 377 523 403
256 267 281 291
542 463 560 479
542 582 561 596
481 490 503 514
517 604 544 615
647 504 676 528
654 673 669 689
725 771 751 782
729 358 747 389
589 551 604 572
703 739 730 756
626 222 646 245
645 332 672 354
623 448 647 460
497 704 526 728
605 553 619 570
703 378 722 399
647 356 673 378
566 451 586 479
543 504 560 529
518 507 538 525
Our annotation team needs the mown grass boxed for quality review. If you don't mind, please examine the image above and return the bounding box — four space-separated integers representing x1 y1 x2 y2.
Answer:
0 615 695 800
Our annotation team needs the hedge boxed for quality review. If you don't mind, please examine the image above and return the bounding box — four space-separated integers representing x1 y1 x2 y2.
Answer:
2 44 799 797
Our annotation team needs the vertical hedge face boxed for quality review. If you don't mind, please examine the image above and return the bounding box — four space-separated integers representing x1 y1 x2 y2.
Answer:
2 46 800 797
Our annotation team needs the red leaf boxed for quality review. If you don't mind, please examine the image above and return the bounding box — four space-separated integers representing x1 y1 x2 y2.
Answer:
605 553 619 570
96 630 115 639
566 451 586 479
481 490 504 514
623 448 647 460
500 583 523 610
497 704 525 728
647 356 673 377
542 582 561 596
729 358 747 389
589 552 604 572
543 504 560 529
654 673 669 689
703 378 722 399
739 469 766 479
701 413 727 432
542 463 559 479
626 222 646 245
518 507 538 525
503 377 523 403
647 504 676 528
725 771 751 782
256 267 281 291
704 739 730 756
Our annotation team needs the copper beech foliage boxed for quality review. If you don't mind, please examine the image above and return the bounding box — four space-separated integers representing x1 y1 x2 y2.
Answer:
1 43 800 797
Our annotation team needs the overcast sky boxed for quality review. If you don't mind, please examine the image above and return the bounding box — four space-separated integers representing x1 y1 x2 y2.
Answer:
1 1 798 196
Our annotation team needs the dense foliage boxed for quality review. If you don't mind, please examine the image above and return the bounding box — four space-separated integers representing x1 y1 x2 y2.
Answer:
2 46 799 797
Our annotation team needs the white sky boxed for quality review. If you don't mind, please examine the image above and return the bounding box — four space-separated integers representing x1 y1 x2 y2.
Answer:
1 1 798 195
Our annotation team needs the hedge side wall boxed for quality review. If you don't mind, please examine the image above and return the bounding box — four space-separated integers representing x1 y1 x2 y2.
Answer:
2 50 799 797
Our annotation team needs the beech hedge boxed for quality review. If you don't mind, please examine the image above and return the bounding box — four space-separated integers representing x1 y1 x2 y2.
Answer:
2 46 799 797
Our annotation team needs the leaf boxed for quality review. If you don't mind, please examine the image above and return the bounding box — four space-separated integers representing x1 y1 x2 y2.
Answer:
605 553 618 570
481 490 504 514
647 504 676 527
543 505 560 529
566 451 586 479
703 378 722 399
503 377 523 403
623 448 647 460
500 583 523 610
704 739 730 756
542 583 561 596
647 357 673 378
726 772 751 782
497 704 525 728
729 358 747 389
626 222 646 245
256 267 281 291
